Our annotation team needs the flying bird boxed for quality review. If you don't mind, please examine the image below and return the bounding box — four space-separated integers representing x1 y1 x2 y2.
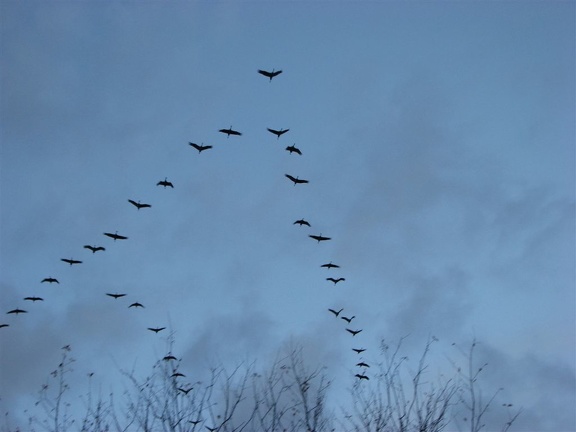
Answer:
326 277 345 285
104 231 128 241
41 277 59 284
328 308 343 317
0 324 9 329
171 372 185 378
356 362 370 368
129 302 144 308
205 426 218 432
309 234 331 243
267 128 289 139
321 262 340 269
189 142 213 153
286 144 302 155
355 374 370 381
352 348 366 354
219 126 242 137
258 68 282 81
24 297 44 302
157 177 174 188
128 199 151 210
61 258 82 265
84 245 105 253
341 315 355 324
7 309 27 315
285 174 309 185
346 328 363 336
148 327 166 333
293 218 311 227
179 387 193 395
106 293 126 299
163 355 177 361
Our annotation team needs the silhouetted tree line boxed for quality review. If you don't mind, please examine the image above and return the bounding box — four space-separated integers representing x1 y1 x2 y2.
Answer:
2 337 520 432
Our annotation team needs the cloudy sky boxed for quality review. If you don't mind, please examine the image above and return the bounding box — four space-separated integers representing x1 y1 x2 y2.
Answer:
0 1 574 431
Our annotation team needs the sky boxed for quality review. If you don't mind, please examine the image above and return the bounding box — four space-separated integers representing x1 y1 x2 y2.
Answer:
0 1 574 431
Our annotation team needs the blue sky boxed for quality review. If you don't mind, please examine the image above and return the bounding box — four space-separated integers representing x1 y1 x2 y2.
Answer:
1 1 574 430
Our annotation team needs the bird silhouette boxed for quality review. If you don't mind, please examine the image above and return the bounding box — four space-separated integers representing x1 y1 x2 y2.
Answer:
341 315 355 323
205 426 217 432
293 218 311 227
163 355 177 361
106 293 126 299
285 174 309 185
41 277 59 284
148 327 166 333
309 234 331 242
84 245 106 253
321 262 339 269
104 231 128 241
356 362 370 368
286 144 302 155
157 177 174 188
129 302 144 308
171 372 185 378
61 258 82 265
7 309 27 315
179 387 193 395
355 373 370 380
352 348 366 354
346 328 363 336
219 126 242 137
326 277 345 285
267 127 289 139
328 308 343 317
188 419 202 425
128 199 151 210
258 68 282 81
189 142 213 153
0 324 9 329
24 297 44 302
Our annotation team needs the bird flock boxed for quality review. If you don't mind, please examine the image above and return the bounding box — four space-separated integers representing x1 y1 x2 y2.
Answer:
2 67 371 381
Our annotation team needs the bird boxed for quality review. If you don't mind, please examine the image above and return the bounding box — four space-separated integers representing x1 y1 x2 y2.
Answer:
106 293 126 299
188 419 202 425
41 277 59 284
128 199 151 210
157 177 174 188
321 262 340 269
286 144 302 155
205 426 217 432
285 174 309 185
328 308 343 317
179 387 193 395
163 355 177 361
309 234 331 243
24 297 44 302
84 245 105 253
355 374 369 380
267 127 289 139
171 372 185 378
356 362 370 368
103 231 128 241
347 328 363 336
61 258 82 265
293 218 311 227
326 277 345 285
189 142 213 153
129 302 144 308
258 68 282 81
148 327 166 333
7 309 27 315
352 348 366 354
341 315 355 324
219 126 242 137
0 324 9 329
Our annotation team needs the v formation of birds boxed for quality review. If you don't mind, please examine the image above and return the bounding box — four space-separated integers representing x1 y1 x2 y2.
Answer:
3 68 370 381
